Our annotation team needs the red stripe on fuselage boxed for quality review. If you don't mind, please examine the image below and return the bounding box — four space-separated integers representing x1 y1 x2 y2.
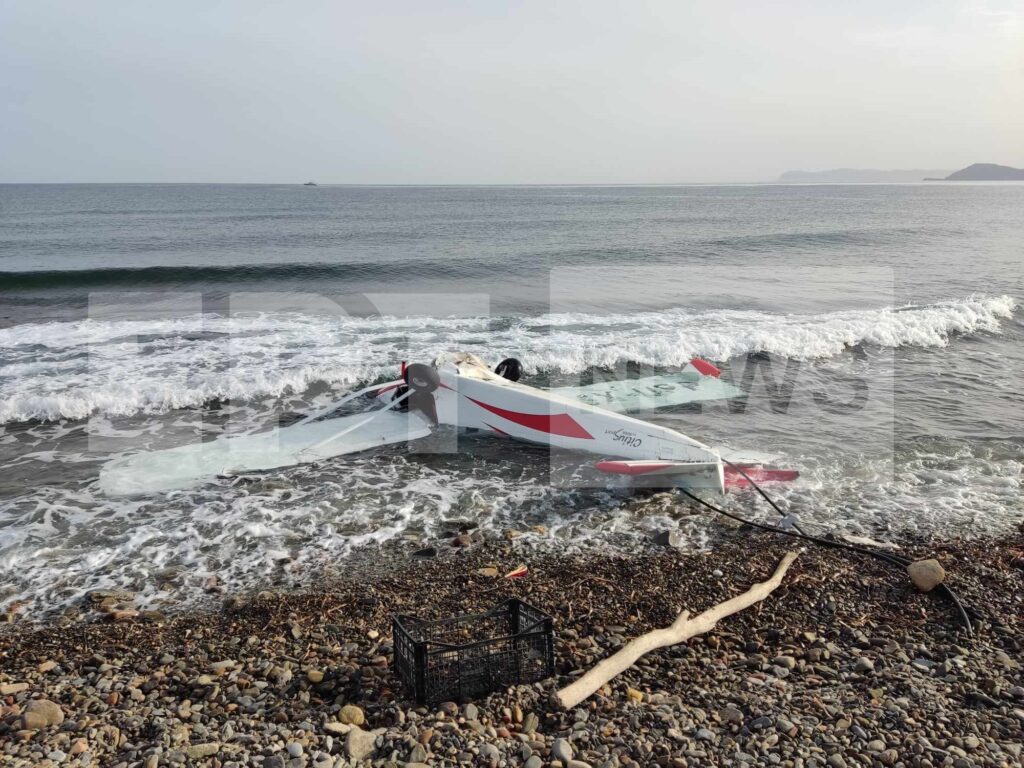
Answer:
466 397 594 439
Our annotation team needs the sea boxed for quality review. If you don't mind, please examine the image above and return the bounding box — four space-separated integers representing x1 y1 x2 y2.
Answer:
1 183 1021 618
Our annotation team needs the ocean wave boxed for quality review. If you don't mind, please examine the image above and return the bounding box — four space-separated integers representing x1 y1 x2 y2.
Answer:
517 294 1019 372
0 294 1016 423
0 259 481 290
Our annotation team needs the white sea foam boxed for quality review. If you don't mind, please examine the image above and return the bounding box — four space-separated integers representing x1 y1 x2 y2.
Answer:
517 294 1019 372
0 294 1016 423
0 438 1019 619
0 457 560 615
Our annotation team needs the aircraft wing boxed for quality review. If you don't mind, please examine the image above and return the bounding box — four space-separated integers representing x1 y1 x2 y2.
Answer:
99 409 432 496
550 362 743 413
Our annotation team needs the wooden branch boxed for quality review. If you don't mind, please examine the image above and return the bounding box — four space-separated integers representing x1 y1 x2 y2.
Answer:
554 550 801 710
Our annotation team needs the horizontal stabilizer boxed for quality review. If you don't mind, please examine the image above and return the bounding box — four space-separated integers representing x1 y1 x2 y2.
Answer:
724 465 799 488
596 458 799 492
595 459 722 477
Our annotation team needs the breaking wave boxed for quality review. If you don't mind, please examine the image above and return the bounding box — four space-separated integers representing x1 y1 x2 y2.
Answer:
518 294 1018 372
0 294 1016 423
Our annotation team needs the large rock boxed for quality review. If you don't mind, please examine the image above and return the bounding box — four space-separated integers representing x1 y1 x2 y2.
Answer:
719 706 743 725
21 711 50 730
521 712 539 734
345 727 377 762
907 559 945 592
184 743 220 759
339 704 365 726
480 743 500 761
406 744 428 763
552 738 574 764
23 699 64 727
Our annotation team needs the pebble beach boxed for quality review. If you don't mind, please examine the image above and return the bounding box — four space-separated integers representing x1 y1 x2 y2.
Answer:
3 13 1024 768
2 526 1022 768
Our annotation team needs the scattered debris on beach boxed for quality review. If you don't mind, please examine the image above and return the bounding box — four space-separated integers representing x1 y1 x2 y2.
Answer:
1 529 1022 767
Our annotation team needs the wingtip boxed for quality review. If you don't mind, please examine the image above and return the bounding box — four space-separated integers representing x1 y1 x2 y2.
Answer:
689 357 721 378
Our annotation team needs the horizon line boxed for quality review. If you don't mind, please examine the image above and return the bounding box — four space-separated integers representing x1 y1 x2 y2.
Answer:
0 180 997 187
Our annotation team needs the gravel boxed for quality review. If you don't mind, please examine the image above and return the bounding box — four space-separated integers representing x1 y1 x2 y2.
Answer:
0 526 1021 767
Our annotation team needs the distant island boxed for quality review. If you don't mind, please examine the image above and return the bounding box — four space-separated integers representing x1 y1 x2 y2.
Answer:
925 163 1024 181
778 163 1024 183
777 168 951 183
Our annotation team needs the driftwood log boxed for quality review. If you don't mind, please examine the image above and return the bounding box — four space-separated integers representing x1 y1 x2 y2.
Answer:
554 550 802 709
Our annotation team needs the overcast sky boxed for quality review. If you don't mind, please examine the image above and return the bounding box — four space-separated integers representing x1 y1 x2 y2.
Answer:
1 0 1021 183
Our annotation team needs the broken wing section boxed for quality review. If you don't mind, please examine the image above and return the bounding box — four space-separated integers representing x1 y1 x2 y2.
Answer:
99 410 432 496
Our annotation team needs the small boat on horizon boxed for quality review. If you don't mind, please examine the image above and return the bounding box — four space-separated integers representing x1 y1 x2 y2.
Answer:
303 181 317 186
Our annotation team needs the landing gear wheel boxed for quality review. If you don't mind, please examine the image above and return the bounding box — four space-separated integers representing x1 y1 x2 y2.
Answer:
494 357 522 382
404 363 440 392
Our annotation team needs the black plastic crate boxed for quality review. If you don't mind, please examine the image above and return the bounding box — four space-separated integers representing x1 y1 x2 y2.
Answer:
392 598 555 704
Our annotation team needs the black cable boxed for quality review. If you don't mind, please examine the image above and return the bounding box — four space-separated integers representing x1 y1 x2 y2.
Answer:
681 467 974 635
722 458 798 527
721 459 974 631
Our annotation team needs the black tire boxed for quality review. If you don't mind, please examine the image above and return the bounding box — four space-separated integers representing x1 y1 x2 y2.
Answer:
404 363 440 392
494 357 523 382
392 384 410 411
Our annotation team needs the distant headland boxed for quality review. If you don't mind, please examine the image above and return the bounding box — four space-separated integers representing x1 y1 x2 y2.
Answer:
924 163 1024 181
778 163 1024 183
776 168 951 183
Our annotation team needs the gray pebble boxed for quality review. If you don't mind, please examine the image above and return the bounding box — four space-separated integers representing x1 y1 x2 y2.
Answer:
552 737 574 763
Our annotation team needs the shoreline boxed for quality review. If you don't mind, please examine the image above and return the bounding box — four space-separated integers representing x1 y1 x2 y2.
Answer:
1 528 1022 767
4 517 1021 628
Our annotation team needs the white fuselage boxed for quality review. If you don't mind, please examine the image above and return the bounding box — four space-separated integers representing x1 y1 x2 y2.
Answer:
426 355 725 491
